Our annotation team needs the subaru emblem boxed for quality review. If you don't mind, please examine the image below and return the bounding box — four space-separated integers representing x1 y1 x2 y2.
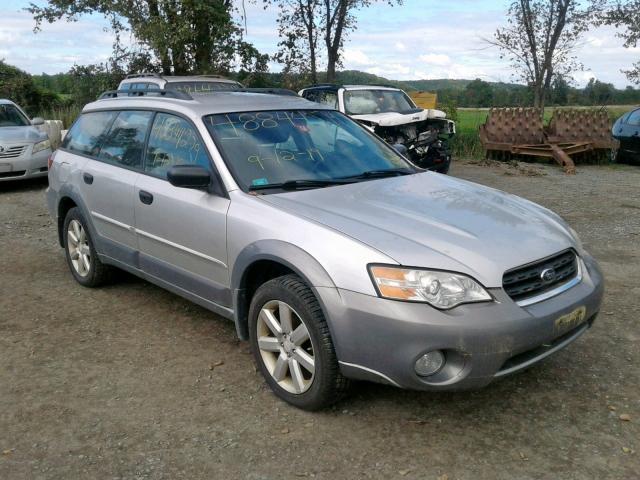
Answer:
540 268 556 283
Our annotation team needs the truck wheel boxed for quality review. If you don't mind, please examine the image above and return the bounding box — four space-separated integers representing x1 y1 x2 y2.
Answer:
63 207 112 287
248 274 349 410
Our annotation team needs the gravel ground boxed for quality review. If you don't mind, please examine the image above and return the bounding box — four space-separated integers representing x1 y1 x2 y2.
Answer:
1 161 639 480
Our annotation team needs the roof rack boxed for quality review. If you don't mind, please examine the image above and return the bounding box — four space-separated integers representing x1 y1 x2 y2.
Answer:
124 72 164 80
98 89 193 100
236 88 299 96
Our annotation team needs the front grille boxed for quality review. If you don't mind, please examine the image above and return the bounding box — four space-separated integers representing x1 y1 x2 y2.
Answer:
0 145 28 159
503 249 578 302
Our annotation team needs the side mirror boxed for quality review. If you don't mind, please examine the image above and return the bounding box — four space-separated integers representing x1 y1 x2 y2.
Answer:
167 165 211 189
32 117 45 126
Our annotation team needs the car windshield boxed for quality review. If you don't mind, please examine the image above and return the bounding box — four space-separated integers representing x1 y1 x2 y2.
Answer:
166 81 241 94
344 90 416 115
205 109 412 192
0 104 30 127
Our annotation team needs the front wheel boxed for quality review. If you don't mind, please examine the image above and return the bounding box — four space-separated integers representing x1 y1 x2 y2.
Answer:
248 274 349 410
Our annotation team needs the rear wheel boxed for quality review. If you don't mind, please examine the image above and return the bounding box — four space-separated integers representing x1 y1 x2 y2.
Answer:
63 207 112 287
611 146 620 163
248 274 349 410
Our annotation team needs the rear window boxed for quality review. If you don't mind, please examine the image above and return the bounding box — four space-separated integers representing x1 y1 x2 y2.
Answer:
62 111 118 157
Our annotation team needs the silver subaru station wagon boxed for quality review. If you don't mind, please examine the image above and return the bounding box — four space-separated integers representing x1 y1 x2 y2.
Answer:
46 89 604 410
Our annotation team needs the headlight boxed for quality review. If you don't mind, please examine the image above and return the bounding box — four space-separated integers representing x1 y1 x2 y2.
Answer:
33 139 51 154
369 265 492 309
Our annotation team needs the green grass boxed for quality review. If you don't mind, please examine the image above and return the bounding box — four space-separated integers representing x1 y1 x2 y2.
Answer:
37 105 81 129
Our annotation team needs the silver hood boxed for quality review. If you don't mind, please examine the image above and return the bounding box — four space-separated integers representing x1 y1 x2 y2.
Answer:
260 172 577 287
0 126 47 144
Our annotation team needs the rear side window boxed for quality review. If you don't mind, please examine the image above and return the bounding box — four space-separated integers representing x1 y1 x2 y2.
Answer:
145 113 210 179
62 111 117 157
98 111 154 170
303 90 338 109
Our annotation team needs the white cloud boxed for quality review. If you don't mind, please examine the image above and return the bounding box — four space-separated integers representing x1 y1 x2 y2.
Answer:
395 42 407 52
343 48 372 66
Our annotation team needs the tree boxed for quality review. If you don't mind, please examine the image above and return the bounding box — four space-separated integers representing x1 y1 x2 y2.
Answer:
0 60 44 114
271 0 321 86
266 0 401 83
463 78 494 107
322 0 402 82
601 1 640 84
28 1 268 76
583 77 615 105
490 0 602 109
550 75 570 105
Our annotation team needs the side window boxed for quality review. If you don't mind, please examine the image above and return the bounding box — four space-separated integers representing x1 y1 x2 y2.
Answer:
145 113 210 179
97 110 153 170
62 111 118 157
120 83 130 91
302 90 317 102
316 91 338 109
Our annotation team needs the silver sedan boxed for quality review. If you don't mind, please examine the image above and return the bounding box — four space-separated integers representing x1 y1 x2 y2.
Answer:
0 99 52 182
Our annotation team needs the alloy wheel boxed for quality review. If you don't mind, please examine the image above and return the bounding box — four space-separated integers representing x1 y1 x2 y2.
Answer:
67 219 91 277
256 300 315 394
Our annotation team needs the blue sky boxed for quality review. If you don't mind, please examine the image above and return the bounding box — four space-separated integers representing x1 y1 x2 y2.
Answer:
1 0 637 87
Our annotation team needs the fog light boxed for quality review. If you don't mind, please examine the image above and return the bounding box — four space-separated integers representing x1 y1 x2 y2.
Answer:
414 350 445 377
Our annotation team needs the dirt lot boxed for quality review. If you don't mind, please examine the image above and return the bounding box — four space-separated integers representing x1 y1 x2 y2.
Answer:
1 161 639 480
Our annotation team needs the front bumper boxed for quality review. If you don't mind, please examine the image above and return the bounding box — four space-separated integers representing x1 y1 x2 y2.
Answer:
326 253 604 390
0 146 50 182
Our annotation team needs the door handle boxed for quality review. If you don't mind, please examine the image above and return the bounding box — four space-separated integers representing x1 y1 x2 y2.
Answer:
139 190 154 205
83 172 94 185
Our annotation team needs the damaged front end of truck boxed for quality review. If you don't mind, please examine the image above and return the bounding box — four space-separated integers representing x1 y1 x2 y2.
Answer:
352 108 455 174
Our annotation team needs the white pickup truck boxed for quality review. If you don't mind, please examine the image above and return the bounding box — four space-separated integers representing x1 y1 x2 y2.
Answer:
299 84 455 173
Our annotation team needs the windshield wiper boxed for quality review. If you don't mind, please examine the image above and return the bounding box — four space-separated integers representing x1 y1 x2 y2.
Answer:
340 168 415 181
248 178 354 191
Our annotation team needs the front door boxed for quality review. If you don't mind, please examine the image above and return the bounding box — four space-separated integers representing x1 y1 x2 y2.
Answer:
134 112 231 307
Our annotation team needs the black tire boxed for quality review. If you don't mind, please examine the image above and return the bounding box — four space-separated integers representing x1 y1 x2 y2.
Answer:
248 274 349 410
63 207 112 287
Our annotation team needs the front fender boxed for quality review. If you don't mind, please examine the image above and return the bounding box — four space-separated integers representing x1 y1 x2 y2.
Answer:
231 239 340 341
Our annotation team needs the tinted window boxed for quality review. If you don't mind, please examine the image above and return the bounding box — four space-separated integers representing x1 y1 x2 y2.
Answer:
98 110 153 169
145 113 210 178
205 110 408 191
627 109 640 126
120 83 130 91
62 111 117 156
0 104 30 127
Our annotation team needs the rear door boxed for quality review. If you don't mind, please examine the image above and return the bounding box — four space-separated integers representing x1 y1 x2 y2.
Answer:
134 112 231 306
77 110 154 265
